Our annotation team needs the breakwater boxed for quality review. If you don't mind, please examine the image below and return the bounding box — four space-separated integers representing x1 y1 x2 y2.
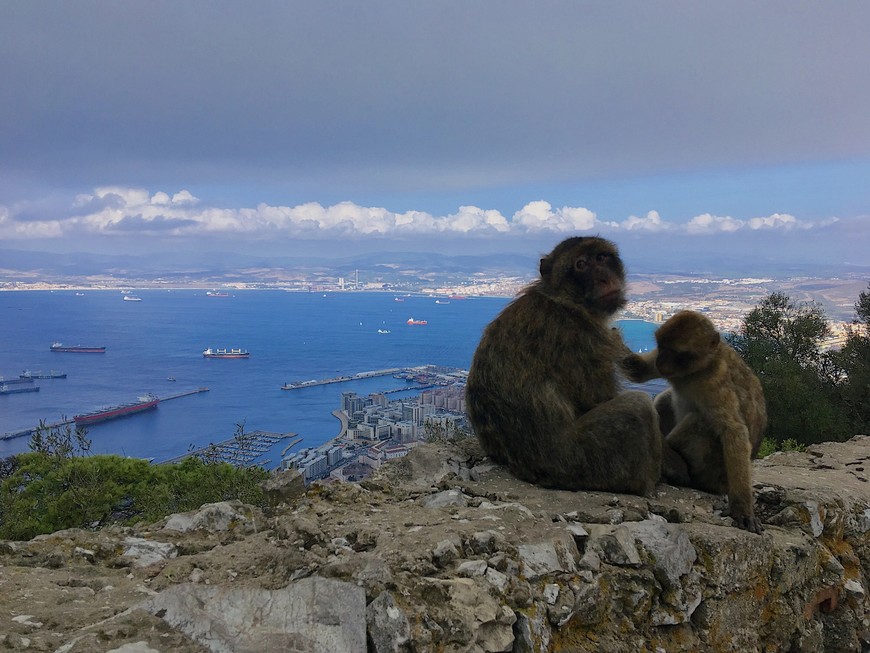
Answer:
281 367 409 390
0 387 210 441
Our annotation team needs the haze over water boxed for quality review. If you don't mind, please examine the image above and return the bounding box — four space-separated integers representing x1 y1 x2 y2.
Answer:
0 290 657 467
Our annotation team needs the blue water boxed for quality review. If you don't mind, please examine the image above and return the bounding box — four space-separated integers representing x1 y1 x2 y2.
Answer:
0 290 656 466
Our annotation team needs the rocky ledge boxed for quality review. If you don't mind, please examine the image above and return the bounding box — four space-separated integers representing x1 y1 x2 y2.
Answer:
3 436 870 652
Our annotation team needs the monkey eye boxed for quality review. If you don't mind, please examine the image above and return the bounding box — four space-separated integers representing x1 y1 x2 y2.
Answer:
574 257 588 270
596 253 612 263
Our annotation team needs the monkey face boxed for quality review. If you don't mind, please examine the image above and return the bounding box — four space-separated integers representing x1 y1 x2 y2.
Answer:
654 311 721 378
539 237 626 313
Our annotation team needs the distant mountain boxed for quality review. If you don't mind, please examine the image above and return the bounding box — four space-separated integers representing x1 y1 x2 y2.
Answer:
0 247 866 283
0 248 539 282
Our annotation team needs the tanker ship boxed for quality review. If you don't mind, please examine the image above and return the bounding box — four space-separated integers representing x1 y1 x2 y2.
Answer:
73 394 159 425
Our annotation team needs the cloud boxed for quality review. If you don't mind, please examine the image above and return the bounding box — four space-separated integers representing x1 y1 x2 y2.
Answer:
0 187 851 244
620 211 671 232
686 213 745 234
513 201 601 232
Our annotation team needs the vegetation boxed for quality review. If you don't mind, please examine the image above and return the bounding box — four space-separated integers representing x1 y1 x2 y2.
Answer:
0 421 269 541
729 285 870 450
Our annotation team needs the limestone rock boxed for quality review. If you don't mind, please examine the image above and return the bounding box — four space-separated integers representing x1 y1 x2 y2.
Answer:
3 436 870 652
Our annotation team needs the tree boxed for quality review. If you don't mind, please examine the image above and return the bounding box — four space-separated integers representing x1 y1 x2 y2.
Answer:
728 292 850 446
832 283 870 434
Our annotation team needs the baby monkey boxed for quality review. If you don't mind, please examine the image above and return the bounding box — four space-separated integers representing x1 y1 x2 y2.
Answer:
624 310 767 533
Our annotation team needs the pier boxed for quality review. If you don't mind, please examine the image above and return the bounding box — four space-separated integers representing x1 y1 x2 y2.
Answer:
282 367 402 390
281 366 428 390
0 387 211 441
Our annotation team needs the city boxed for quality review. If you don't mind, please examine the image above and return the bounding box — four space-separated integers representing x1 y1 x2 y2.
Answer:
281 365 469 484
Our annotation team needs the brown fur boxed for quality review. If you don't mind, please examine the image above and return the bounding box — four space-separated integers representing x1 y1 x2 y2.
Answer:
623 310 767 533
466 237 662 496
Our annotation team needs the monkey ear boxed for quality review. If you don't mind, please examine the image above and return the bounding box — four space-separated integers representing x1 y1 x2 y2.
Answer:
540 256 553 277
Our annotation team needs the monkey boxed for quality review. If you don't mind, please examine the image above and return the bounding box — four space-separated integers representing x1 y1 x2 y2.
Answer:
623 310 767 533
465 236 662 496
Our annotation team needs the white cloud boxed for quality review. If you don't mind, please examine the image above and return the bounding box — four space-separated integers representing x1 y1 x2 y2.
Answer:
747 213 797 230
621 210 670 232
0 187 848 243
686 213 744 234
512 201 600 233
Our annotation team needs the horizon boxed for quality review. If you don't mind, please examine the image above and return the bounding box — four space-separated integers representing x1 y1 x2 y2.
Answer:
1 3 869 266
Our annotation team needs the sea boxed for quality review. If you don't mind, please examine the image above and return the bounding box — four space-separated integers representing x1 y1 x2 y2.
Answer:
0 290 657 468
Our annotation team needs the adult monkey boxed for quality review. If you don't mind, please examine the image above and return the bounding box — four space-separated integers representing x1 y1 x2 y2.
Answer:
466 236 662 496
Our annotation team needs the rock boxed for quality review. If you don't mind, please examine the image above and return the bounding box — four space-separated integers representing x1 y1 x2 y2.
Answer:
139 577 366 653
121 537 177 568
366 591 411 653
259 468 305 506
163 501 259 534
4 437 870 652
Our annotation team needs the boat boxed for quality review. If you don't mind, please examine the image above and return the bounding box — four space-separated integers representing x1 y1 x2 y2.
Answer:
50 343 106 353
394 297 405 302
202 347 250 359
167 376 176 382
20 370 67 379
123 295 142 302
406 318 428 325
435 300 450 304
206 291 230 297
448 295 468 300
0 383 39 395
377 329 391 334
1 376 34 385
74 394 159 425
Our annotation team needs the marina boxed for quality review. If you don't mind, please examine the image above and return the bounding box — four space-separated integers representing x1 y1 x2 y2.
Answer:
159 430 301 467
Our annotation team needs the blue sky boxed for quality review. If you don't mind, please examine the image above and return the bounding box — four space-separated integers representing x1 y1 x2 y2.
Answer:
1 1 869 266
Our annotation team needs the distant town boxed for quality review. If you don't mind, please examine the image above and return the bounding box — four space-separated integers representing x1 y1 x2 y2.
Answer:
2 266 864 349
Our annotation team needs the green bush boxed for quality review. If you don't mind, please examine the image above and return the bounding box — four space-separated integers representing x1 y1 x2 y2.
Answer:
0 431 270 541
757 437 805 459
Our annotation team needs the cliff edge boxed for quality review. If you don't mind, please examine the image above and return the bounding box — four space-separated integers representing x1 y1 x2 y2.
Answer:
3 436 870 652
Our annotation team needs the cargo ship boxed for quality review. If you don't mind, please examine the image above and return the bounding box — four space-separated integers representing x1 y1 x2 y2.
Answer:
50 343 106 353
0 376 34 386
20 370 67 379
406 318 428 325
0 383 40 395
202 347 250 359
206 291 230 297
74 394 159 425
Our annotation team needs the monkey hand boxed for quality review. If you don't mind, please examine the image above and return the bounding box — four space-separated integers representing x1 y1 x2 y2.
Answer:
621 352 658 383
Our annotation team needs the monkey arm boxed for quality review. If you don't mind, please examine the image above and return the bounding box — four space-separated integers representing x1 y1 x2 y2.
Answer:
621 350 661 383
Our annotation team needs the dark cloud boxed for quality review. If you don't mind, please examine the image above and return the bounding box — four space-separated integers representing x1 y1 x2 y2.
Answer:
71 192 126 216
107 214 197 232
1 1 869 206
